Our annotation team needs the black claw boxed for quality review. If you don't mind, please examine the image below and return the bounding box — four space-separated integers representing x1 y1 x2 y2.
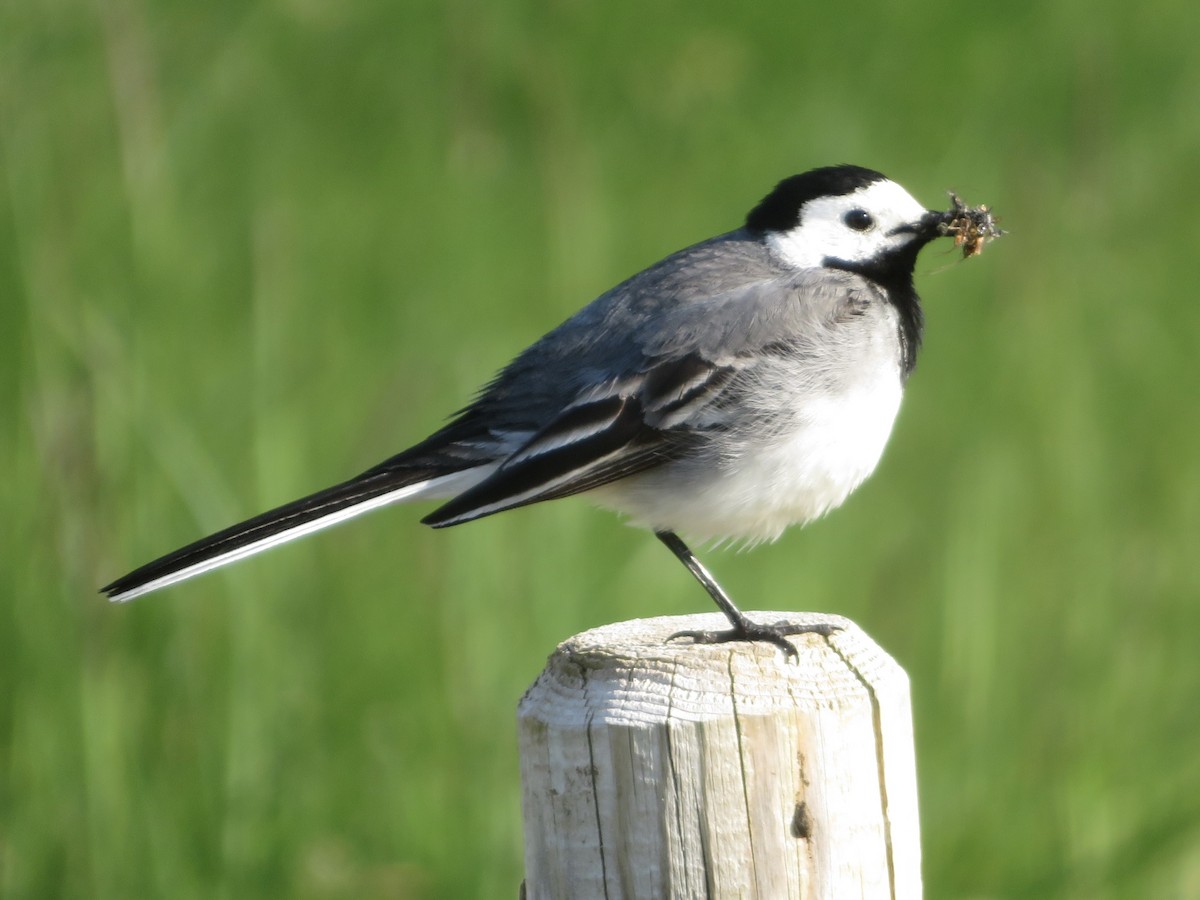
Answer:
667 620 840 660
771 621 841 638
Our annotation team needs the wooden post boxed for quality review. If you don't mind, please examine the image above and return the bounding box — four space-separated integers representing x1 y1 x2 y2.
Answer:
517 612 921 900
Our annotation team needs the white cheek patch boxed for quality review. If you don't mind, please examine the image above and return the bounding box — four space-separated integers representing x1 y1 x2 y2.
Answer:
767 179 929 270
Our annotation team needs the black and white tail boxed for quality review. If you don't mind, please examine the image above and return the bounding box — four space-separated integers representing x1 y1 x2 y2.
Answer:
101 467 490 603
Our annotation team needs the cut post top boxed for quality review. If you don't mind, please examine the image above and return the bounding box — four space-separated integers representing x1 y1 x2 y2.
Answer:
519 612 910 727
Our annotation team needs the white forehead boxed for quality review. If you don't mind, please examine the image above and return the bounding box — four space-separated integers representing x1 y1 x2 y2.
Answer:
804 178 927 224
766 178 929 270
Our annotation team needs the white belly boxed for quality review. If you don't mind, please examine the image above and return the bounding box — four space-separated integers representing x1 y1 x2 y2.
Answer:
596 364 904 544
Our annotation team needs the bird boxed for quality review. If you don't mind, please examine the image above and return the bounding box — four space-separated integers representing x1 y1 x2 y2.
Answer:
102 164 993 655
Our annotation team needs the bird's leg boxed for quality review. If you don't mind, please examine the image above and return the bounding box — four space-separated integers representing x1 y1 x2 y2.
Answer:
654 530 838 660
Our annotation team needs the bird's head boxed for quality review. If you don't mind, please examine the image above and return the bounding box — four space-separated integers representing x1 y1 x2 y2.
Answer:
746 165 964 274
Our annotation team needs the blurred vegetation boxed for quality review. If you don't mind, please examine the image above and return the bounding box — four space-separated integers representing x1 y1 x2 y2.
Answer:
3 0 1200 897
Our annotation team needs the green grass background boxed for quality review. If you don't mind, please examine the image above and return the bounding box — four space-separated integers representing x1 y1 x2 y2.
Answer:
4 1 1200 897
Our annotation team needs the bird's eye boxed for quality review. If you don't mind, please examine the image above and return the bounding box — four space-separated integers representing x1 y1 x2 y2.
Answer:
843 209 875 232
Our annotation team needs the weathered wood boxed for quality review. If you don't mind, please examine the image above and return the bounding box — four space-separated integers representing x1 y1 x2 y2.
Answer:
518 612 920 900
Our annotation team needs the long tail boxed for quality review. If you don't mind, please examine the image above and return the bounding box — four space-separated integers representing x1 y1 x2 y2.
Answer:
101 467 491 603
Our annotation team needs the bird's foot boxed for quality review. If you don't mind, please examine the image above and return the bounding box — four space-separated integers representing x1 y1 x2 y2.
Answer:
667 619 840 661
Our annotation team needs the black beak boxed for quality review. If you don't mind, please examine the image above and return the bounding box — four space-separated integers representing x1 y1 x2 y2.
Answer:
920 208 955 234
888 210 948 241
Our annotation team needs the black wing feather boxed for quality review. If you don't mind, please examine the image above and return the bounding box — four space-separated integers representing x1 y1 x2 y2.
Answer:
422 354 737 527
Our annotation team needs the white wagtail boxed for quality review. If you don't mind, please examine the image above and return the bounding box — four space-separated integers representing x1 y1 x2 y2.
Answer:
102 165 1000 654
